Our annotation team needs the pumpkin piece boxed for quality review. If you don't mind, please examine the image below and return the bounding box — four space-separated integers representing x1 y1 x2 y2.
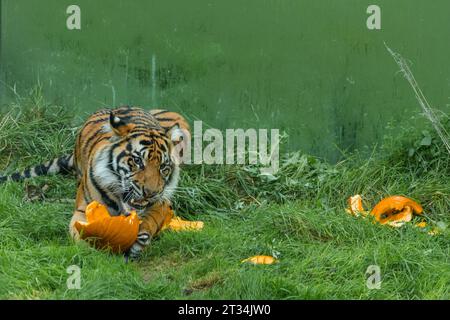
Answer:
428 228 440 236
165 216 204 232
371 196 423 226
346 194 368 216
85 201 110 222
415 221 427 228
74 201 140 253
241 255 278 265
413 221 440 236
414 220 439 236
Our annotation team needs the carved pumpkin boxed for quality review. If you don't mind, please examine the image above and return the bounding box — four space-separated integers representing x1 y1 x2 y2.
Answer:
371 196 423 228
74 201 140 253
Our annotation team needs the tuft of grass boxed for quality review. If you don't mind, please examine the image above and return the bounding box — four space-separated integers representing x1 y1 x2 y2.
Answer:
0 90 448 299
0 85 77 172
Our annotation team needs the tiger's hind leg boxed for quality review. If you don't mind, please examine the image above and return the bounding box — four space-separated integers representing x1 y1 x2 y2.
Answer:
69 209 87 241
127 201 174 260
69 184 88 241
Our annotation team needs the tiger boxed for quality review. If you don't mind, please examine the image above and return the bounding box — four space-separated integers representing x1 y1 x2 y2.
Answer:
0 106 191 260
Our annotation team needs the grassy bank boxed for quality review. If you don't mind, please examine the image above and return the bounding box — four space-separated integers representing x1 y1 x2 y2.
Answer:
0 91 448 299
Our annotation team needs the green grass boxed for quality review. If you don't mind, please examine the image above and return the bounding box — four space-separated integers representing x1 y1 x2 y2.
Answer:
0 90 448 299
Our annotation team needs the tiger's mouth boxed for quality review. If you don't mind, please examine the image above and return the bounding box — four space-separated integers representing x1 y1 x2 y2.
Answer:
122 180 165 212
125 194 162 212
128 198 150 210
122 189 152 211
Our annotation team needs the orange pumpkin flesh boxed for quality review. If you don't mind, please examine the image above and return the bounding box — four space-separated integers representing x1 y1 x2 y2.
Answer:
346 194 367 216
74 201 140 253
164 216 204 232
371 196 423 227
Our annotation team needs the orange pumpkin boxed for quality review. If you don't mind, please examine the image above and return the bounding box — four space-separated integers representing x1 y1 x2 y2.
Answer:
74 201 140 253
371 196 423 227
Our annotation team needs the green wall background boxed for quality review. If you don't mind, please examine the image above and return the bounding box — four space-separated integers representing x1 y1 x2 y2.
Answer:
1 0 449 161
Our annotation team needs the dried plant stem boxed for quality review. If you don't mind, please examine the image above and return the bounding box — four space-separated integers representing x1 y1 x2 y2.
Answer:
385 43 450 155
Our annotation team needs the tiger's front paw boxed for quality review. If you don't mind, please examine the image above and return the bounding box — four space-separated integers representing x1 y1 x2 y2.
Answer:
126 232 152 261
126 243 143 261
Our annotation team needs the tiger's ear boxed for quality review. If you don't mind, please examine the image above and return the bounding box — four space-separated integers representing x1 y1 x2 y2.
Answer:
166 124 191 145
168 124 191 164
167 124 182 145
109 112 134 136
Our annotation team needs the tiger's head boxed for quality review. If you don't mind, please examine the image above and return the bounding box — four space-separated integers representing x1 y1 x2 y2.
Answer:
96 111 186 214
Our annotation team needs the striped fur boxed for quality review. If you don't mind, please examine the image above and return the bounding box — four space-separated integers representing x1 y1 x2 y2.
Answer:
0 154 75 183
1 106 190 260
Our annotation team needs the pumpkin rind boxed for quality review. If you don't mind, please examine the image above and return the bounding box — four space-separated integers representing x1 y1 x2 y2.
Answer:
370 196 423 226
85 201 110 221
74 201 140 253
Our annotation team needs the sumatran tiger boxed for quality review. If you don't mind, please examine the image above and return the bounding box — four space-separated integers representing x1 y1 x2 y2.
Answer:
0 106 190 260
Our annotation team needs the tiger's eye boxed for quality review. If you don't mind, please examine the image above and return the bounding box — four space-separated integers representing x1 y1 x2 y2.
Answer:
133 156 143 167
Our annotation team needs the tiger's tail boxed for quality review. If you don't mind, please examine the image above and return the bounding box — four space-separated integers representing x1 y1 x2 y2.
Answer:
0 154 75 184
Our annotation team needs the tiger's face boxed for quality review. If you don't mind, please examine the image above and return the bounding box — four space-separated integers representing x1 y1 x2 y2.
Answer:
95 112 181 214
118 134 179 211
